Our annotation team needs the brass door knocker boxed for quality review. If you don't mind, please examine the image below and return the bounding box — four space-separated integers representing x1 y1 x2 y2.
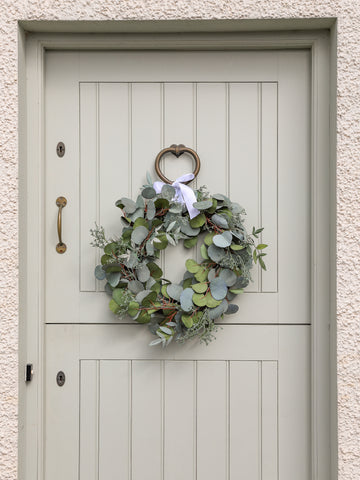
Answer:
154 144 201 184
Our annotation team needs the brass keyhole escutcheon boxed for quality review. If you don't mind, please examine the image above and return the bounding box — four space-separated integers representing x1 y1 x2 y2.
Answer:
56 141 65 158
56 371 66 387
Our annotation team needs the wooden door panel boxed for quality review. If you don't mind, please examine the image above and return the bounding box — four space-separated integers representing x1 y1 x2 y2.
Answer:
45 324 310 480
45 49 310 324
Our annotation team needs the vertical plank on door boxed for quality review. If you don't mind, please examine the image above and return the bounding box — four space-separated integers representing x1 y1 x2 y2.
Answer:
197 361 228 480
261 83 278 293
132 360 162 480
98 361 130 480
79 360 99 480
229 361 261 480
262 361 278 480
279 326 311 480
229 83 260 292
131 83 162 196
80 83 98 292
163 361 195 480
163 83 196 281
99 83 130 262
196 83 228 194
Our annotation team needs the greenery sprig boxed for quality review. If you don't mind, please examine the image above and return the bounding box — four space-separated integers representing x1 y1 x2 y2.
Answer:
91 174 267 347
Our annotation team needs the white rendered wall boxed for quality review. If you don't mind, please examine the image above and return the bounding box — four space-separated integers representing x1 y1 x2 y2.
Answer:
0 3 359 480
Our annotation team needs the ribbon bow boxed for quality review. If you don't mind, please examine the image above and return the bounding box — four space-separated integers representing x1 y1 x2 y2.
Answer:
153 173 200 219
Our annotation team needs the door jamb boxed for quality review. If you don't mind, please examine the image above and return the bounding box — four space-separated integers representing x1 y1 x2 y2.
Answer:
19 29 336 480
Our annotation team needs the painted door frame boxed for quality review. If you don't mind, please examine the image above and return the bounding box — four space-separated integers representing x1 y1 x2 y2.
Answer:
19 28 336 480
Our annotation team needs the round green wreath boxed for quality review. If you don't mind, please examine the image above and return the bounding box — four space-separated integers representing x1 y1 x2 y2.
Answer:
91 173 267 347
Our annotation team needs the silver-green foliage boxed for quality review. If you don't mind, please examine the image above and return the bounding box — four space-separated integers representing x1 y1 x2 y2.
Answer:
90 175 268 347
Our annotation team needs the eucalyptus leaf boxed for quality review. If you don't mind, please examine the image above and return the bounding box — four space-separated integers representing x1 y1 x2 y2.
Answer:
146 240 155 256
146 199 156 220
182 278 193 289
189 213 206 228
166 220 177 232
204 232 215 246
107 271 121 287
229 288 243 295
167 284 183 302
226 291 236 301
135 289 154 305
211 214 229 229
147 262 163 279
128 280 144 294
210 277 228 300
194 267 208 283
153 234 168 250
136 264 150 283
200 244 209 259
184 237 198 249
125 251 138 269
131 225 149 245
185 259 200 273
94 265 106 280
213 231 232 248
207 268 217 282
136 311 151 324
193 199 213 210
213 193 226 201
112 288 126 305
181 221 200 237
231 202 244 214
219 269 237 287
233 276 249 289
101 254 112 265
109 299 121 314
146 276 157 290
128 301 140 317
159 326 173 336
146 171 153 185
104 242 117 255
225 303 239 315
208 299 228 320
181 314 194 328
208 244 226 262
161 185 176 200
154 198 169 209
230 243 245 251
169 203 183 214
192 292 207 307
161 284 169 298
129 208 145 222
149 338 163 346
136 195 145 209
166 234 177 246
142 187 156 199
133 217 148 229
231 230 245 241
180 288 194 312
192 282 208 293
104 282 113 296
116 197 137 214
206 294 222 308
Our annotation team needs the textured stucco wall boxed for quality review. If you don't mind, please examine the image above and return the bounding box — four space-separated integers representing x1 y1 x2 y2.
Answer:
0 1 359 479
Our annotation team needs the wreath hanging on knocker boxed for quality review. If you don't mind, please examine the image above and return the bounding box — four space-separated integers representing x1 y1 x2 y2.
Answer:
91 144 267 347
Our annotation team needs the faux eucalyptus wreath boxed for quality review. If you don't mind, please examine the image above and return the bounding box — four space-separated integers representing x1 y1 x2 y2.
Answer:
91 172 267 347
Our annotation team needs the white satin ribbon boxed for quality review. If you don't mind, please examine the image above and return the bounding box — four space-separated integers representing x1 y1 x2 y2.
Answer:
153 173 200 219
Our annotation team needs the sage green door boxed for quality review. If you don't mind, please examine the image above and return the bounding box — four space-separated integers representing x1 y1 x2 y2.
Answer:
44 49 311 479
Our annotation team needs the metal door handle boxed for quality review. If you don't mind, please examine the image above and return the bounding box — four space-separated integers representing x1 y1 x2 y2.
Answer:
56 196 67 253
